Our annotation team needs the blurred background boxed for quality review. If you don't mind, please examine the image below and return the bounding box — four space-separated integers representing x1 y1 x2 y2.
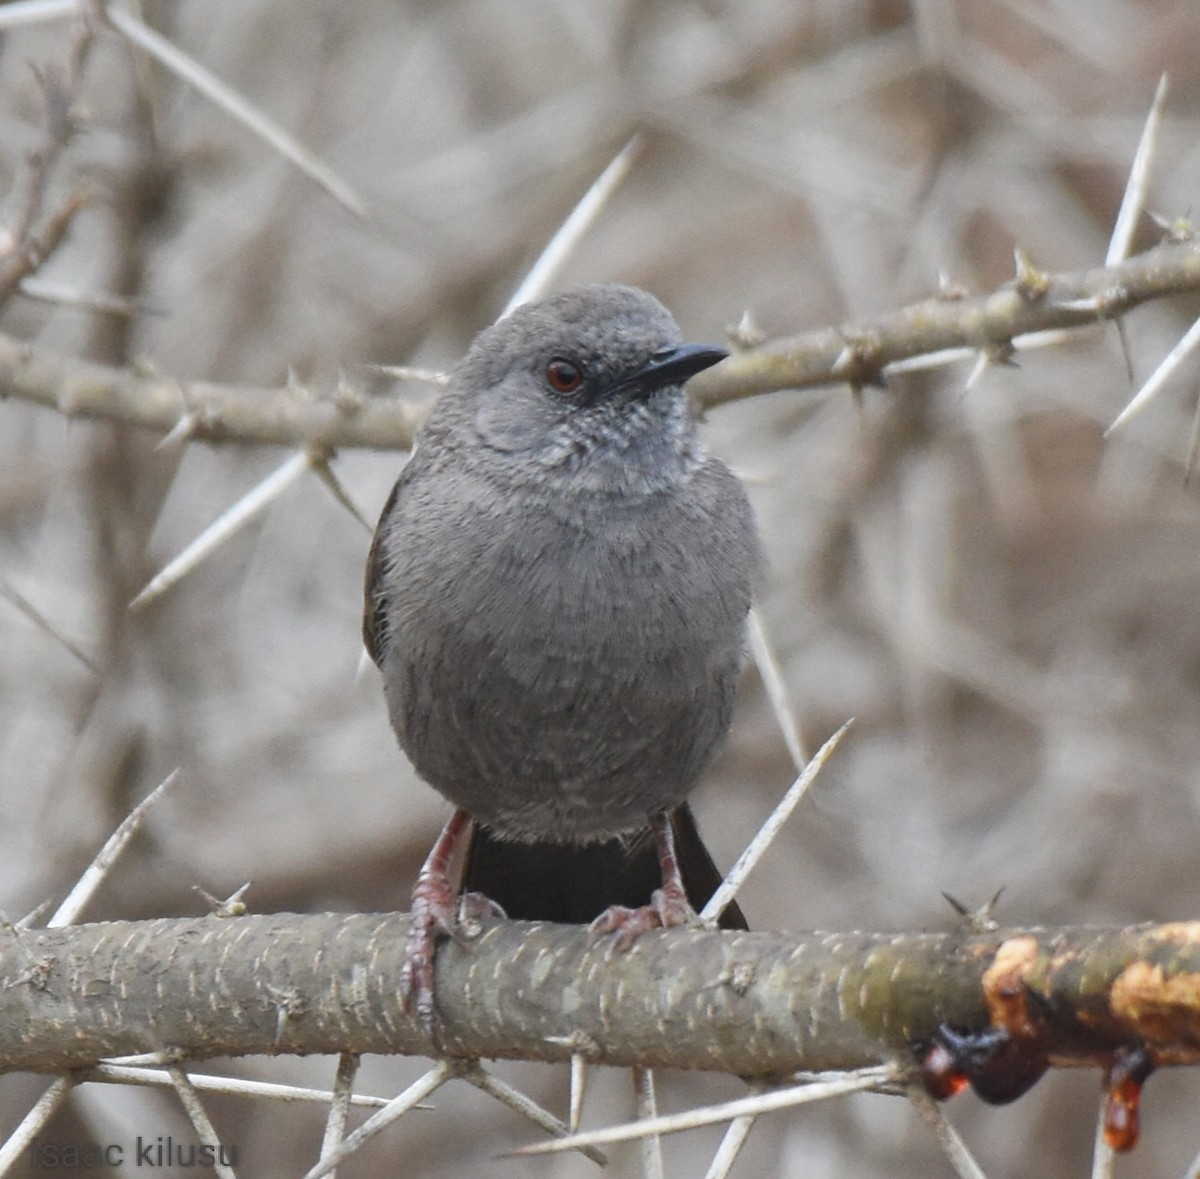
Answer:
2 1 1200 1175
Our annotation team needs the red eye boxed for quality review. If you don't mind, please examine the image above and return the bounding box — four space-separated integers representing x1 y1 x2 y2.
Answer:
546 358 583 393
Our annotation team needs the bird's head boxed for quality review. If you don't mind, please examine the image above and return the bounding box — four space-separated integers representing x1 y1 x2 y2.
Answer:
441 285 727 488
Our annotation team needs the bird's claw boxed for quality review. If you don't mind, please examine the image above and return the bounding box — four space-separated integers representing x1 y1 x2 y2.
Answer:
401 884 505 1042
589 882 695 953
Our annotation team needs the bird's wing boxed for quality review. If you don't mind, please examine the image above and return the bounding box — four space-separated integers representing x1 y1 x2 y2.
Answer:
362 464 412 668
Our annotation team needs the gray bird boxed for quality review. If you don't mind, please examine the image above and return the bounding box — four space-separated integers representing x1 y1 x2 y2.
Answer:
364 284 760 1032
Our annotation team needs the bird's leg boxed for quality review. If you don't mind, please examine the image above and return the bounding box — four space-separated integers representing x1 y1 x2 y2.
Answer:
648 810 694 926
402 807 474 1038
590 812 696 949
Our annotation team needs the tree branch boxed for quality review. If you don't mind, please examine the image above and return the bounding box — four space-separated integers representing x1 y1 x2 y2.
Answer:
689 235 1200 410
0 6 96 308
3 238 1199 450
0 332 425 450
3 912 1199 1080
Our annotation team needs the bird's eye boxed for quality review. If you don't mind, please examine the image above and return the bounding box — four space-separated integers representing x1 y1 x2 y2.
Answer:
546 358 583 393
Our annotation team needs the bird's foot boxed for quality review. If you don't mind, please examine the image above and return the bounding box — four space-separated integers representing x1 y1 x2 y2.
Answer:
401 809 506 1043
401 886 505 1043
400 872 461 1039
589 880 695 952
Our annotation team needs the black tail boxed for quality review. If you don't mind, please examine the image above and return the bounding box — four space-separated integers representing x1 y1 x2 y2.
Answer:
460 802 747 930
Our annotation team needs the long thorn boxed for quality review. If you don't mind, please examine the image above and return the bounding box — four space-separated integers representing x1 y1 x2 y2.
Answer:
1106 74 1169 266
510 1069 892 1157
104 7 366 217
83 1062 387 1108
700 720 852 923
502 136 641 317
0 1078 73 1176
310 456 372 533
1107 312 1200 433
907 1086 988 1179
318 1054 361 1179
130 451 312 610
464 1064 607 1168
0 580 97 672
166 1067 238 1179
704 1109 759 1179
633 1068 664 1179
300 1063 453 1179
747 606 806 769
42 769 179 928
0 0 74 28
1090 1093 1116 1179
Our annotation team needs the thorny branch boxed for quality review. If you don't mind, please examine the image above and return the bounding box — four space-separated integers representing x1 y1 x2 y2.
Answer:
0 6 97 307
1 237 1199 450
2 912 1200 1082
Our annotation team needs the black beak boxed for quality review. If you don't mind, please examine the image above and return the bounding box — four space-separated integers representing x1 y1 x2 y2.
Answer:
621 343 728 396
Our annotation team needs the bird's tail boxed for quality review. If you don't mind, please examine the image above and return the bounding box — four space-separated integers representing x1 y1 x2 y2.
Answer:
460 802 747 930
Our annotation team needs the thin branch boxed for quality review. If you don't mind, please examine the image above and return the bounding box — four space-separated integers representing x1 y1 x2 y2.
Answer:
0 7 95 307
0 331 425 449
0 191 91 305
6 240 1200 450
688 238 1200 411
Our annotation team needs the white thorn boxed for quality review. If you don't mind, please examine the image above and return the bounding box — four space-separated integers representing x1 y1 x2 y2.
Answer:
502 136 641 318
42 770 180 928
105 7 366 217
701 720 852 924
1107 312 1200 433
130 451 312 610
1106 74 1169 266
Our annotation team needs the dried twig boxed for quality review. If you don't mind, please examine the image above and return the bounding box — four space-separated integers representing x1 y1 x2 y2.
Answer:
0 7 96 307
